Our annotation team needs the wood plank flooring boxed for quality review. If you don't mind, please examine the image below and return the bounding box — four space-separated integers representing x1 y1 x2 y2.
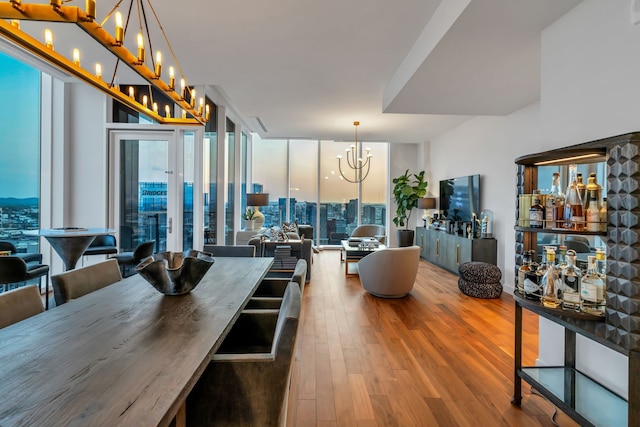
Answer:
286 250 579 427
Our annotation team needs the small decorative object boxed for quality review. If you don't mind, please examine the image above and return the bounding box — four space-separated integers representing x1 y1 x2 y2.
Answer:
480 209 494 238
136 250 215 295
242 207 257 230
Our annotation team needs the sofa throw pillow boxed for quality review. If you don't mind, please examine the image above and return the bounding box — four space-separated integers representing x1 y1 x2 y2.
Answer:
281 221 299 234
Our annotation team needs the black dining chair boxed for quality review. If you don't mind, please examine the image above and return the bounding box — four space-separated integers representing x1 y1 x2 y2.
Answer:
0 240 43 264
0 256 51 309
114 240 156 277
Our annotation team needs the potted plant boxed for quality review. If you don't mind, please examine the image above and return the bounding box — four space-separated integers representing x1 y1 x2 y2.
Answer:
242 207 257 230
392 169 427 246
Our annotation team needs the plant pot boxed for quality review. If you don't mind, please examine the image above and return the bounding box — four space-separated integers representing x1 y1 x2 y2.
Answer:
397 229 415 247
244 219 255 230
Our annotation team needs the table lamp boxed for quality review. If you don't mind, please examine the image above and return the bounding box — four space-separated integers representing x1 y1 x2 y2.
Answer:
418 197 437 227
246 193 269 230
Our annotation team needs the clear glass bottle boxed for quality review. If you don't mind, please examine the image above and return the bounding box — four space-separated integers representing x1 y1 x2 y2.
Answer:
595 247 606 278
561 249 582 311
541 247 560 308
586 194 600 232
517 250 532 294
580 255 606 316
529 194 544 229
563 166 584 231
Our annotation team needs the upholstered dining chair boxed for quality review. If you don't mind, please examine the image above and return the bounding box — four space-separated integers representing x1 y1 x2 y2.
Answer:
0 240 43 264
0 285 44 329
187 282 301 426
0 256 50 309
114 240 155 277
202 244 256 257
358 245 420 298
51 258 122 306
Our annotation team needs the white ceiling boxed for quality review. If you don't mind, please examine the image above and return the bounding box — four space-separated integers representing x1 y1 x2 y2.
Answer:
8 0 582 143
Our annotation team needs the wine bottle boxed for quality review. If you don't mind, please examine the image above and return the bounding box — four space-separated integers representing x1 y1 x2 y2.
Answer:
586 194 600 232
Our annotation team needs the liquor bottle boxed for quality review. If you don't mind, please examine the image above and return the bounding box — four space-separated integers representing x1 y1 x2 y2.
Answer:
586 194 600 232
580 255 606 316
595 247 606 278
563 172 584 231
576 172 586 206
529 194 544 229
541 247 560 308
517 250 532 294
585 172 602 210
549 172 564 228
561 249 582 311
599 197 607 232
523 250 541 301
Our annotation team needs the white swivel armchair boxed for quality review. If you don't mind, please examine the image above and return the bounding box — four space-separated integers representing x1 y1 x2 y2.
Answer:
358 246 420 298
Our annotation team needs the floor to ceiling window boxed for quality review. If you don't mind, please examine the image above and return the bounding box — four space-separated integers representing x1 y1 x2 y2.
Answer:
290 139 318 232
252 139 287 227
225 118 235 244
252 135 387 246
0 52 41 256
203 102 217 244
320 140 358 244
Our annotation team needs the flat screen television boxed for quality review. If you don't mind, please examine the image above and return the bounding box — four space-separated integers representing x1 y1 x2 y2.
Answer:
439 175 481 222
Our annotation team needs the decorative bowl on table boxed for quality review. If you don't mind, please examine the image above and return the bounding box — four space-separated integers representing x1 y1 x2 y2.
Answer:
135 250 215 295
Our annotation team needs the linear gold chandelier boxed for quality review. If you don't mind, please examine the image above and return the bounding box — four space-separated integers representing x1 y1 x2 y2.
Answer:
0 0 208 125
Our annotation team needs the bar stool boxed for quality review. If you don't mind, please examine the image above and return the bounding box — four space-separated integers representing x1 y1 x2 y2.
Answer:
0 256 51 309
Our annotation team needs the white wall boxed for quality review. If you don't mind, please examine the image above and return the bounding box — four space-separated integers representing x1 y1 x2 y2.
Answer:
427 0 636 398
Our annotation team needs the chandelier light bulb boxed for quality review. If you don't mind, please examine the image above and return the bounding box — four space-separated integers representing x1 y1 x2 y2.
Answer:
205 104 210 121
72 48 80 66
44 29 53 49
86 0 96 21
190 89 196 107
198 97 204 115
155 51 162 77
152 102 158 113
165 105 171 118
114 12 124 45
180 78 186 99
142 94 148 107
95 63 102 79
169 66 175 90
128 86 134 98
136 33 145 63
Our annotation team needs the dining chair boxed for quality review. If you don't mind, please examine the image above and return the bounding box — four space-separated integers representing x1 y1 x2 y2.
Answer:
114 240 156 277
51 258 122 305
202 244 255 257
0 240 43 264
187 282 301 426
0 256 50 309
0 285 44 329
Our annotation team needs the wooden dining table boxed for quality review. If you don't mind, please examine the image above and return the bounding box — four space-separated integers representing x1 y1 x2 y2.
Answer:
0 256 274 427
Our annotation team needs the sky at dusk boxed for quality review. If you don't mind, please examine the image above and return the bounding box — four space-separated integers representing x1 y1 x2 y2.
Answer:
0 52 40 199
